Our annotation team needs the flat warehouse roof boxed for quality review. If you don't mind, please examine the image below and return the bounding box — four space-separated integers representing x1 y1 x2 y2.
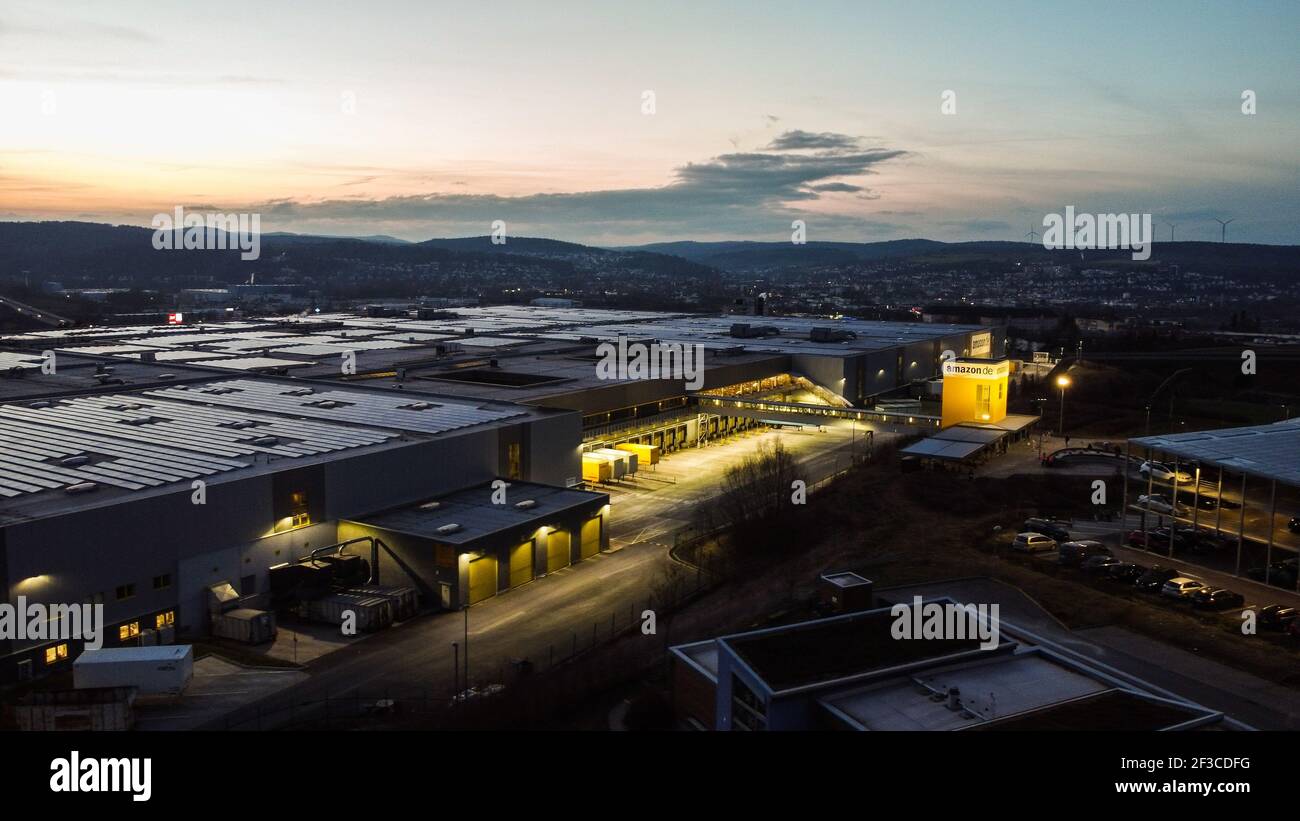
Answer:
0 376 544 518
351 481 608 545
1131 420 1300 486
723 609 986 692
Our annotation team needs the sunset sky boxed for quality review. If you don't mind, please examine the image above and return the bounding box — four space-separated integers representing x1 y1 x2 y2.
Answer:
2 0 1298 244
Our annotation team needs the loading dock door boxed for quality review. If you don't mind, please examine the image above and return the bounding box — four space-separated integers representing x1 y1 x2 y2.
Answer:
468 556 498 604
509 541 534 589
547 531 571 573
580 516 602 559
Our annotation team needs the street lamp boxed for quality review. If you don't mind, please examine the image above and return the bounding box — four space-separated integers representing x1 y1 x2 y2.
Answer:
1056 375 1071 436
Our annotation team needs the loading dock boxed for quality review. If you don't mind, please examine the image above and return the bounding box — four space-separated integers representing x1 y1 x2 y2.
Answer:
509 540 534 589
339 480 609 609
468 556 498 604
547 530 572 572
581 516 602 559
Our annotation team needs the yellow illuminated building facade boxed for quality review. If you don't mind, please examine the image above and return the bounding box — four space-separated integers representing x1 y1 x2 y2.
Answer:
940 358 1009 429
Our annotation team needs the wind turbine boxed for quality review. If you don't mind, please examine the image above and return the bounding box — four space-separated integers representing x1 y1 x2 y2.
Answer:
1165 223 1177 242
1025 225 1040 243
1214 218 1234 243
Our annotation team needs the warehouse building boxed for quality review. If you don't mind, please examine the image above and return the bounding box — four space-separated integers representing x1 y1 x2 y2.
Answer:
1 307 1006 683
0 367 584 684
339 481 609 608
2 308 1003 451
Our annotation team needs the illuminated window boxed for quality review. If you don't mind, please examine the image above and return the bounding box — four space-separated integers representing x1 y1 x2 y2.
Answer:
507 443 522 480
286 491 311 528
118 622 140 642
975 384 992 418
155 611 175 629
44 644 68 665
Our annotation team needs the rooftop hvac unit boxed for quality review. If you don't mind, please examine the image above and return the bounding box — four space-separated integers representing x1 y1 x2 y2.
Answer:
64 482 98 494
252 436 278 446
418 500 441 510
514 499 537 509
60 455 90 467
436 523 462 535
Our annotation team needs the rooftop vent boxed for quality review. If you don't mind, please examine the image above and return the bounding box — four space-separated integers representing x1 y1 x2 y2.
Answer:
514 499 537 510
60 456 90 467
65 482 99 494
252 436 279 446
435 523 462 535
417 501 441 511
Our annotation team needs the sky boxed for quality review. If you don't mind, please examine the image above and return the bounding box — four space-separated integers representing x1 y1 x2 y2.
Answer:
1 0 1298 245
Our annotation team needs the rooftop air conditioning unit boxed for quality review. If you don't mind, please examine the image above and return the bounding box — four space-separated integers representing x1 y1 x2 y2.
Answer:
65 482 99 494
435 523 461 535
514 500 537 509
418 501 441 510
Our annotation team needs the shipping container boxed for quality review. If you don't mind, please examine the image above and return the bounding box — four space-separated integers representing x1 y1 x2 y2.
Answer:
581 454 612 483
616 442 660 465
15 687 136 731
346 585 420 620
298 593 393 632
593 448 637 475
211 608 277 644
73 646 194 696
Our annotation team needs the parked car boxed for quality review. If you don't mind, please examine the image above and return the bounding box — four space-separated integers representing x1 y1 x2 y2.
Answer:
1187 530 1230 554
1175 489 1219 511
1152 527 1196 551
1105 562 1147 583
1137 494 1185 515
1058 540 1110 567
1088 441 1123 455
1012 532 1058 553
1082 554 1122 575
1127 530 1159 549
1253 605 1297 631
1191 588 1245 610
1135 566 1181 593
1246 560 1300 590
1161 577 1206 601
1139 461 1194 484
1023 518 1071 542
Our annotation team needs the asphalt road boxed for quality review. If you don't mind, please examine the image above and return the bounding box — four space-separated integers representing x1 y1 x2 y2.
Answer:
202 423 863 729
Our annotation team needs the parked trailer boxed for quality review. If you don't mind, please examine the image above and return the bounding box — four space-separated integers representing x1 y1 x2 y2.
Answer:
593 448 637 476
346 585 420 620
582 454 613 483
616 442 660 466
15 687 136 731
73 646 193 696
299 593 394 632
585 451 624 479
211 608 277 644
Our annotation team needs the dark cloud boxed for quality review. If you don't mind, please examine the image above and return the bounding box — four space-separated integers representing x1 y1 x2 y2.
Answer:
808 182 865 193
764 130 862 151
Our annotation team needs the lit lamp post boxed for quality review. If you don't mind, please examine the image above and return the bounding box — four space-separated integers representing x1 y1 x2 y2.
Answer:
1056 374 1071 437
